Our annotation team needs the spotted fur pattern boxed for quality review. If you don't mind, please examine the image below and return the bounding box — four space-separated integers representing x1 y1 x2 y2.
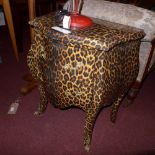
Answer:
27 13 145 151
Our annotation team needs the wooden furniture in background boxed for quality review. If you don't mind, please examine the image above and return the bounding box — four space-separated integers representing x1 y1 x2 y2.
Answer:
28 0 35 41
20 0 37 94
0 0 19 61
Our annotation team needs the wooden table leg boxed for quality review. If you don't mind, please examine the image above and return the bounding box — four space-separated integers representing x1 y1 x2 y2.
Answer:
20 0 36 95
3 0 19 61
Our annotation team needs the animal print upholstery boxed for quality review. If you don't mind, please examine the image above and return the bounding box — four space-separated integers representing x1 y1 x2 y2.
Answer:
27 13 145 151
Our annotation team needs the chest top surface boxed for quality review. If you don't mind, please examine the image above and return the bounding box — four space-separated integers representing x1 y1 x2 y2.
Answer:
29 13 145 52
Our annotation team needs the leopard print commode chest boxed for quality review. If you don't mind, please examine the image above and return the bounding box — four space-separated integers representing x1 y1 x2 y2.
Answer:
27 13 145 151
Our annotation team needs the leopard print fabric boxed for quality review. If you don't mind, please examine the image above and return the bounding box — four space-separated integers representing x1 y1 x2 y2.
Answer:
27 13 145 151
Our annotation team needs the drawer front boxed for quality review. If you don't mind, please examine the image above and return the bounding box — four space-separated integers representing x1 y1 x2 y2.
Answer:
43 42 96 109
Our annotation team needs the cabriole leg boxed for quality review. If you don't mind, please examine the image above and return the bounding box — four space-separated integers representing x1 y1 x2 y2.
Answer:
34 83 48 116
123 81 141 107
84 109 99 152
110 94 124 123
